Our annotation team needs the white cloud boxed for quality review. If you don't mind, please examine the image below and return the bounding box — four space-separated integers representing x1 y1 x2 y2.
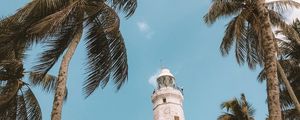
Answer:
137 21 154 39
137 21 150 32
148 69 160 88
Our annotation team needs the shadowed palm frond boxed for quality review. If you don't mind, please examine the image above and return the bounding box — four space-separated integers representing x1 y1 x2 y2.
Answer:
106 0 137 17
0 83 42 120
282 108 300 120
204 0 242 25
31 23 80 77
23 87 42 120
28 72 68 101
83 4 128 97
29 72 57 93
220 9 262 70
12 0 68 23
29 0 84 36
16 94 28 120
0 95 17 120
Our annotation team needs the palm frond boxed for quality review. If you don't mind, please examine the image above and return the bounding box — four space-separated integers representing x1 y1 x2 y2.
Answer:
234 17 247 67
83 4 128 97
0 80 20 107
282 108 300 120
106 0 137 17
217 113 235 120
16 94 28 120
108 32 128 90
28 72 68 101
0 95 17 120
220 16 238 56
29 1 84 36
12 0 68 23
204 0 242 25
29 72 57 93
220 94 255 119
257 69 266 83
23 88 42 120
31 21 80 77
245 24 262 69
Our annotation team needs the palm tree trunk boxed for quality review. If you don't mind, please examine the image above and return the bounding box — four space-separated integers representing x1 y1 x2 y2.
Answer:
277 61 300 113
256 1 282 120
51 28 83 120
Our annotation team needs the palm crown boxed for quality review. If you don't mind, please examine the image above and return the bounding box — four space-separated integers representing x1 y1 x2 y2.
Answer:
218 94 255 120
204 0 300 69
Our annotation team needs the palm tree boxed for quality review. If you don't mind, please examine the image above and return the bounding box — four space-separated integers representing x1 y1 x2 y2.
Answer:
0 59 64 120
0 18 67 120
204 1 300 119
218 93 255 120
258 19 300 119
6 0 137 119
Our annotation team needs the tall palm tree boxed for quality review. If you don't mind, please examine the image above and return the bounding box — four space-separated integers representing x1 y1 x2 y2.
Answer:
258 19 300 118
7 0 137 119
204 1 300 119
218 93 255 120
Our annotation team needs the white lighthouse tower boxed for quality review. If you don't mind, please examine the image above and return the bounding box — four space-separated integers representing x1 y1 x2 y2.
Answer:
151 68 185 120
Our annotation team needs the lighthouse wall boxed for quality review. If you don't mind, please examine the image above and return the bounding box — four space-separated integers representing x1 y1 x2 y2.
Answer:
151 87 185 120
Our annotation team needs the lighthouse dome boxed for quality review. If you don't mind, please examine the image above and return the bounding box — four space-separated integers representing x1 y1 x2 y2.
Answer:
156 68 175 88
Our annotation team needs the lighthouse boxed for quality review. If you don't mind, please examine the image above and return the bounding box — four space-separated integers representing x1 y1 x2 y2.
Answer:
151 68 185 120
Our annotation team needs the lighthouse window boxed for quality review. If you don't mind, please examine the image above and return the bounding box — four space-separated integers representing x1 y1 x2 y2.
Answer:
163 98 166 103
174 116 179 120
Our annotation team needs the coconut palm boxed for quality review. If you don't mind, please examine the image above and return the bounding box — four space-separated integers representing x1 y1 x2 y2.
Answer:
204 0 300 119
4 0 137 119
218 94 255 120
0 58 63 120
258 19 300 119
0 17 67 120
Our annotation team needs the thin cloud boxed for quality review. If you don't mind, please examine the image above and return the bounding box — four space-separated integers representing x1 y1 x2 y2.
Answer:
137 21 154 39
148 69 160 88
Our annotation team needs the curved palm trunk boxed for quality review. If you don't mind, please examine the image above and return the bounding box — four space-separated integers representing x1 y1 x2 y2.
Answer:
256 1 282 119
51 28 83 120
277 61 300 113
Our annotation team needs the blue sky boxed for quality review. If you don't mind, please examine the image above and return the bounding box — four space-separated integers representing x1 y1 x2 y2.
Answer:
2 0 299 120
